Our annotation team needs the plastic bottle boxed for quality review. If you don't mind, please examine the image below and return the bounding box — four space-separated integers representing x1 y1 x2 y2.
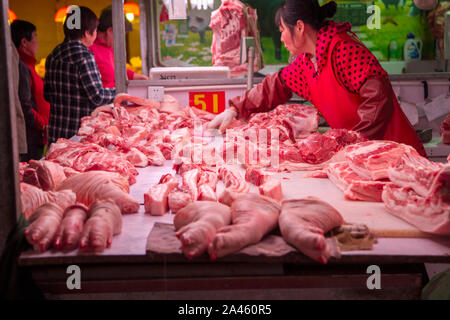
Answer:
404 33 423 61
388 38 401 61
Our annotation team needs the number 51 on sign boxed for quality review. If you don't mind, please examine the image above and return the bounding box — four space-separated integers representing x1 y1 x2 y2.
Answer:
189 91 226 114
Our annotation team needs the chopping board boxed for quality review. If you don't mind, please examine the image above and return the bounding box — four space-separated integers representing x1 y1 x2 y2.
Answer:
277 171 432 238
146 223 340 260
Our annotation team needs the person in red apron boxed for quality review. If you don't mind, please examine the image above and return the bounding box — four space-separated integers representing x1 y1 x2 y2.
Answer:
208 0 426 157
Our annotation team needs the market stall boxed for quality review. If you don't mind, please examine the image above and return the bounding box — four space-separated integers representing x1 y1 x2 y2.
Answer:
2 0 450 301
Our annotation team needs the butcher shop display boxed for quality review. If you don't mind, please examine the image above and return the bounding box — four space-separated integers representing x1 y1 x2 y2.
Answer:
18 92 450 262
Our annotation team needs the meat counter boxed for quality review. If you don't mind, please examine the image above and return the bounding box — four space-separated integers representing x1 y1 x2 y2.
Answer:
18 160 450 300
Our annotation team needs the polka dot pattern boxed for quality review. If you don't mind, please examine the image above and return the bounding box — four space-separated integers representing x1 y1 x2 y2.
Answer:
282 54 311 101
282 21 353 100
315 21 352 75
332 40 388 93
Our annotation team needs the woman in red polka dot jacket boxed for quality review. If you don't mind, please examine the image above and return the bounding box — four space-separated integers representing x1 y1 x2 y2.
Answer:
208 0 426 157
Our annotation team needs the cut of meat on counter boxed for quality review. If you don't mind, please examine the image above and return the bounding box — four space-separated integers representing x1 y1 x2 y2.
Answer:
301 140 445 203
298 130 367 165
46 139 139 185
383 163 450 236
22 172 131 251
168 169 201 214
298 133 339 164
326 162 391 202
21 183 76 220
79 200 123 252
218 167 250 206
279 197 344 264
344 140 418 181
323 129 368 149
174 201 232 260
388 151 444 198
144 174 179 216
441 114 450 144
208 194 280 260
210 0 262 77
168 191 192 214
25 203 66 252
198 169 219 202
53 204 89 250
233 104 319 144
22 160 69 191
259 178 283 202
245 167 270 186
113 93 161 110
56 171 140 215
245 167 283 202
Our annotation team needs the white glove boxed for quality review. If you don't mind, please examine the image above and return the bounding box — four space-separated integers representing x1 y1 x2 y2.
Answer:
207 108 237 133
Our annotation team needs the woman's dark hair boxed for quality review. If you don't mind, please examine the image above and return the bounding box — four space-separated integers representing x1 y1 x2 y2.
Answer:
98 6 133 33
63 6 98 40
275 0 337 33
10 20 36 48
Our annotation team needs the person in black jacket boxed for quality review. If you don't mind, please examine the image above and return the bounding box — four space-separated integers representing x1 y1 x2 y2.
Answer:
18 57 43 161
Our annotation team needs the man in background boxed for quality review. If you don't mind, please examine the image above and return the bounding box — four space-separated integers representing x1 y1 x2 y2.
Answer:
44 6 115 143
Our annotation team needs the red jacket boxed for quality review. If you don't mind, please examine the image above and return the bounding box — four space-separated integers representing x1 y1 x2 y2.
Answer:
89 37 135 88
19 49 50 144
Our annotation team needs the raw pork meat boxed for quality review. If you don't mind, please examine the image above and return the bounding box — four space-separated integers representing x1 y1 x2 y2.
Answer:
22 160 67 191
298 133 339 164
208 193 280 260
124 148 149 168
56 171 139 214
245 165 283 201
198 185 217 202
25 203 64 252
46 139 138 185
174 201 232 259
345 140 417 180
144 174 179 216
210 0 262 77
441 114 450 144
382 163 450 235
80 200 123 252
245 167 269 186
168 191 192 214
276 105 319 140
279 197 344 264
388 151 444 197
19 162 29 181
135 144 166 166
326 162 391 202
323 129 367 149
113 93 160 110
259 178 283 202
218 167 250 206
21 183 76 220
53 204 89 250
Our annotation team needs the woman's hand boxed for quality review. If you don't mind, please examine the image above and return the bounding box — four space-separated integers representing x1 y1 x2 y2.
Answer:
207 107 238 133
